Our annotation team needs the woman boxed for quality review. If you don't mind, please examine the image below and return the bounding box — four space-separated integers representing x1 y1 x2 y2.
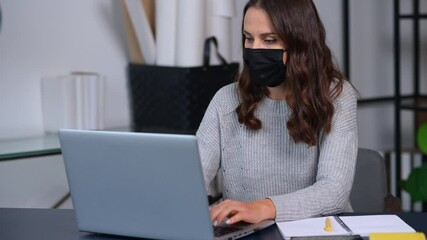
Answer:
196 0 358 225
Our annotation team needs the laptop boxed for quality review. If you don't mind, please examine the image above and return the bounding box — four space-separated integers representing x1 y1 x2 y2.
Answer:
59 129 274 240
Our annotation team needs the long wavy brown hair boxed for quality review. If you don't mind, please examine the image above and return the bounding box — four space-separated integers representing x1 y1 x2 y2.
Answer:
236 0 346 146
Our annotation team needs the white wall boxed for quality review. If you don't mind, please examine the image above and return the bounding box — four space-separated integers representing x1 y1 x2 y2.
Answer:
349 0 398 151
0 0 130 140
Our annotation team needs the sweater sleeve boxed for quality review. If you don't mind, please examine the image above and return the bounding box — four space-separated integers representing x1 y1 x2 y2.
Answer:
268 82 358 221
196 90 223 195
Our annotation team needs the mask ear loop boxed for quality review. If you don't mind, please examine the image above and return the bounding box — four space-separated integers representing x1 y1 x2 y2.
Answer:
282 49 288 65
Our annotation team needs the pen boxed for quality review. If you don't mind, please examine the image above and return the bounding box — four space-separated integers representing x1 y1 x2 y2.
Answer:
333 216 354 235
324 217 332 232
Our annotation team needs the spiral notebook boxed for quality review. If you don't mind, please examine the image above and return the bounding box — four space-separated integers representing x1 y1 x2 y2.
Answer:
277 215 415 240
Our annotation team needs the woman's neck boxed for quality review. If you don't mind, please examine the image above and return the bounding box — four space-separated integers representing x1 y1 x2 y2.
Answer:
266 83 287 100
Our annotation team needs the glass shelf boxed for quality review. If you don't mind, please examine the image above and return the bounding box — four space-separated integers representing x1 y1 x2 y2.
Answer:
0 134 61 161
0 126 134 161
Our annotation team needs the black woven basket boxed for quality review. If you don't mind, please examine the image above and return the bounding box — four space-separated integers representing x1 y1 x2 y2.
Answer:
128 37 239 134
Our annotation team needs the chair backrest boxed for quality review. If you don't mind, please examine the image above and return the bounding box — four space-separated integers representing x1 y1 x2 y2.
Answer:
350 148 388 212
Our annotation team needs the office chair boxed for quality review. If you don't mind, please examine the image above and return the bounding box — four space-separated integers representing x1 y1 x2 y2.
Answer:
350 148 400 213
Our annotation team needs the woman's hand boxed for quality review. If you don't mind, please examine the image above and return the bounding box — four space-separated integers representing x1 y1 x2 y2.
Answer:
210 199 276 226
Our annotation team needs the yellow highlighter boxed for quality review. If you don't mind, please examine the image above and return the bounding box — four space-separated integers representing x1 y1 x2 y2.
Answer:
324 217 333 232
370 232 426 240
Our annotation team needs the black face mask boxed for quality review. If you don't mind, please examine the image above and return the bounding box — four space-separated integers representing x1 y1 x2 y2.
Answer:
243 48 286 87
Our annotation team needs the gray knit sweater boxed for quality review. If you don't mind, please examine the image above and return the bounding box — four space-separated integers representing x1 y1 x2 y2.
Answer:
196 81 358 221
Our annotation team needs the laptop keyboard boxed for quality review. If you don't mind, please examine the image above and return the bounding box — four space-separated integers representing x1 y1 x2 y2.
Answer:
214 226 242 237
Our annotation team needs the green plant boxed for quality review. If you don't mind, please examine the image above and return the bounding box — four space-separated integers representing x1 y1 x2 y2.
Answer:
400 162 427 202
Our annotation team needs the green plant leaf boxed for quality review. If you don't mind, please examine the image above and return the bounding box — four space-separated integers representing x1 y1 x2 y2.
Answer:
417 123 427 155
400 163 427 202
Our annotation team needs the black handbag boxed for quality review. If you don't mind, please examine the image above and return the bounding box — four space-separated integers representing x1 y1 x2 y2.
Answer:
128 36 240 134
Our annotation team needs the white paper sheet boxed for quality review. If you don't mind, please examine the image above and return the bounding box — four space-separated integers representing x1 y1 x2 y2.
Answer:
277 216 348 239
41 76 77 132
155 0 177 66
206 0 235 64
213 0 235 17
277 215 416 239
96 75 105 130
124 0 156 64
41 74 105 133
175 0 205 67
340 215 415 237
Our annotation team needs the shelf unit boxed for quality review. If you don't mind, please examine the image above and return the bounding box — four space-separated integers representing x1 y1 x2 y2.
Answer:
342 0 427 206
394 0 427 200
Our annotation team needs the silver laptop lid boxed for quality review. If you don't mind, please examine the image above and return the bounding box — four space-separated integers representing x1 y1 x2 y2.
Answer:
59 129 214 240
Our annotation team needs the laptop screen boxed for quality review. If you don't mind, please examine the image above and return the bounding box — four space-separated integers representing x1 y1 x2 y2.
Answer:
59 129 214 240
